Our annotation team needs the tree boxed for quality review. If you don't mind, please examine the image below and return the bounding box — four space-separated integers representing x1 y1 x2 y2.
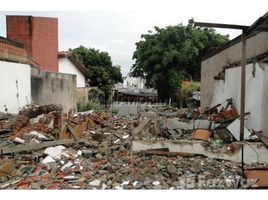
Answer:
71 46 123 106
130 20 229 102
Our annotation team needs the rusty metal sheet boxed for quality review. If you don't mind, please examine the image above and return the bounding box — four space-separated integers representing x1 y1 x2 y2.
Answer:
192 129 212 140
244 169 268 188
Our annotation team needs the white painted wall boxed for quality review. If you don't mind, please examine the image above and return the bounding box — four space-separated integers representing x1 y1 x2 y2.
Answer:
211 63 267 133
0 61 31 113
123 76 145 89
58 57 85 87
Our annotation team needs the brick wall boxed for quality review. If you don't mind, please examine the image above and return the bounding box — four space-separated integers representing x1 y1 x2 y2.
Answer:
6 16 32 56
6 16 59 72
31 17 58 72
0 37 27 63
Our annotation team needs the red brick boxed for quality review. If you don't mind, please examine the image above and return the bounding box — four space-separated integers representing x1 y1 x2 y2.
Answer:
6 16 58 72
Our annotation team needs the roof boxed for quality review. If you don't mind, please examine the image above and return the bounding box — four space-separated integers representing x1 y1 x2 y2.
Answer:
0 36 24 48
202 12 268 61
58 51 90 78
6 15 58 20
113 83 158 97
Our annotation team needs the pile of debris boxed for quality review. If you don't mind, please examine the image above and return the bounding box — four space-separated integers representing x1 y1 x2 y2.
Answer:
132 98 264 152
0 101 268 189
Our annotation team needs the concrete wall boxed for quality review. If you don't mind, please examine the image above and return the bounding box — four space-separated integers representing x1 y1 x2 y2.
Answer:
59 57 85 87
0 61 31 113
261 64 268 136
201 32 268 108
111 102 166 116
31 68 76 113
211 62 268 135
76 87 90 106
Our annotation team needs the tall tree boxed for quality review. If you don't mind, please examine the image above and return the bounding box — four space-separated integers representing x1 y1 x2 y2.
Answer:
131 20 229 101
71 46 123 105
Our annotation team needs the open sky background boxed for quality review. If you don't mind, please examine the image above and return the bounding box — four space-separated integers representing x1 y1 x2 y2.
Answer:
0 0 267 76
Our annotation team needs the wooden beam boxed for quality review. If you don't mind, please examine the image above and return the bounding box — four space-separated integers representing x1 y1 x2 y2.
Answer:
194 22 249 30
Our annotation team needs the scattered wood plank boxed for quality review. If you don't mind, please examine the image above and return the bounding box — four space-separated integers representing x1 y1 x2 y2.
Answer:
67 124 79 140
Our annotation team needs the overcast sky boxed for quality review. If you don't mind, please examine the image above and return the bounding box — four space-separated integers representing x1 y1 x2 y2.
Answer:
0 1 267 76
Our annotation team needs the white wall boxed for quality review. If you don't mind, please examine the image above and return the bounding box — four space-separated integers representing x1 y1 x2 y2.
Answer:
123 76 145 89
58 57 85 87
211 63 266 133
0 61 31 113
201 32 268 108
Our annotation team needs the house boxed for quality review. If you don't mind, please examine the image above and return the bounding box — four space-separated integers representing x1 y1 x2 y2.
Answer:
113 76 158 103
122 76 145 89
201 12 268 136
58 51 90 87
0 36 31 113
0 16 81 113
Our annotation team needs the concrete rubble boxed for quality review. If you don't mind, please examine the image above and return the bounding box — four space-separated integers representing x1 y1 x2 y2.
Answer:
0 101 268 189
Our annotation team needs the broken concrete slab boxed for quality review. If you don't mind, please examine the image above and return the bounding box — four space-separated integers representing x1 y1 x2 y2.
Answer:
132 139 268 164
0 139 85 155
41 156 56 164
26 131 49 140
89 179 101 187
194 119 214 130
165 118 193 130
44 145 66 160
132 119 152 137
227 119 251 141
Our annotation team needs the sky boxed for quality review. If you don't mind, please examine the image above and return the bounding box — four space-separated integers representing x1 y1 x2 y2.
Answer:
0 0 267 76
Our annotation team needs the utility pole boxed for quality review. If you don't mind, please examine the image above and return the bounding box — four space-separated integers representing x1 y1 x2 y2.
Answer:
194 21 249 175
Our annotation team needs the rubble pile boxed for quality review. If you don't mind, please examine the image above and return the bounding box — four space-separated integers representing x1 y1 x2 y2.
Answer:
0 101 267 189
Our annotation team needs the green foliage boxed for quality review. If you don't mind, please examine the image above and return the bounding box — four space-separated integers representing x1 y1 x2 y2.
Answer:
77 101 102 112
131 20 229 101
71 46 123 104
180 82 200 97
88 88 99 101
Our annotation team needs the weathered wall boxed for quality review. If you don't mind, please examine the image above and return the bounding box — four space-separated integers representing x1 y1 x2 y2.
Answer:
0 61 31 113
201 32 268 108
31 68 76 113
211 62 268 135
261 64 268 136
76 87 90 106
59 57 85 87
